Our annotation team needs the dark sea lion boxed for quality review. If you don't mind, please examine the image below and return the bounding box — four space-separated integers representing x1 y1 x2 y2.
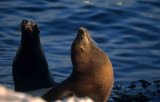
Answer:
42 27 114 102
12 19 55 92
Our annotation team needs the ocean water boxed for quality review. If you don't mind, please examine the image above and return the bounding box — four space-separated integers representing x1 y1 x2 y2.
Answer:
0 0 159 101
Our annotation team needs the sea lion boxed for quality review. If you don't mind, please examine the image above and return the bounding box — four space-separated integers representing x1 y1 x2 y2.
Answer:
12 19 55 92
42 27 114 102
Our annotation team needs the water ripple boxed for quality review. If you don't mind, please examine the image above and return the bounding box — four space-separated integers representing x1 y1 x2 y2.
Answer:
0 1 159 97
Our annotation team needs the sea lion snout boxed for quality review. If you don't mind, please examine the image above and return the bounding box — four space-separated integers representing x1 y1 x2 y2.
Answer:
21 19 39 33
78 27 86 35
78 27 90 37
78 27 91 42
72 27 91 54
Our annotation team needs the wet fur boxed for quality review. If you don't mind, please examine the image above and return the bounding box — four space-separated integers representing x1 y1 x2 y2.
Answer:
12 20 54 92
42 27 114 102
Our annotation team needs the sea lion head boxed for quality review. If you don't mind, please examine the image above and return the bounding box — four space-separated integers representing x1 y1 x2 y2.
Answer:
71 27 108 73
20 19 41 45
21 19 40 35
72 27 92 52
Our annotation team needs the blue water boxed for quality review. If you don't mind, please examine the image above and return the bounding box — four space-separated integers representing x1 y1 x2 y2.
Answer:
0 0 160 101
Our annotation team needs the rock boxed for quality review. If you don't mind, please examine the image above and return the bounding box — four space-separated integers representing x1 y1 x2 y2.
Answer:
0 85 94 102
56 97 94 102
0 85 46 102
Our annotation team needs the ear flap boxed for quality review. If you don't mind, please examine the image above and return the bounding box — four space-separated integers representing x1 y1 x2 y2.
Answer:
80 46 85 52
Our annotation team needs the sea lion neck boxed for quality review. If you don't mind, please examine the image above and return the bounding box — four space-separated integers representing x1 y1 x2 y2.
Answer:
20 19 41 49
71 46 108 75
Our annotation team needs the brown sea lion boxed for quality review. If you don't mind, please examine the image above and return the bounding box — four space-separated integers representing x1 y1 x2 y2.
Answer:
12 19 55 92
42 27 114 102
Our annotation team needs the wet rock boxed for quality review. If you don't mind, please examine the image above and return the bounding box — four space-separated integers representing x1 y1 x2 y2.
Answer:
0 85 46 102
0 85 94 102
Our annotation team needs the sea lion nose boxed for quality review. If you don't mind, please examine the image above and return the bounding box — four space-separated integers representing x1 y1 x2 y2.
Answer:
22 19 28 24
21 19 38 32
78 27 87 36
22 19 35 26
28 20 36 26
79 27 86 32
21 19 28 27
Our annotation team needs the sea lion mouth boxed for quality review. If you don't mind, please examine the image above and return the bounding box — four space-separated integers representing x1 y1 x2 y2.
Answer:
21 19 39 33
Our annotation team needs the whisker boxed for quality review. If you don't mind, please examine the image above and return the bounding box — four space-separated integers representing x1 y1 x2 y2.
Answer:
91 38 98 46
